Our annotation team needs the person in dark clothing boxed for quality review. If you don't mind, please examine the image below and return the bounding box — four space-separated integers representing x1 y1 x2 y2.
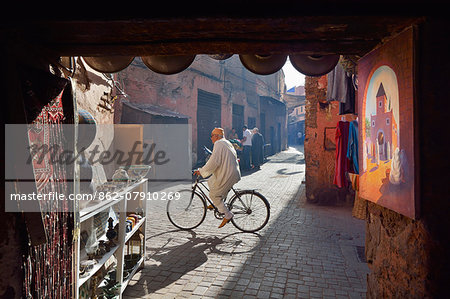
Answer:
251 127 265 169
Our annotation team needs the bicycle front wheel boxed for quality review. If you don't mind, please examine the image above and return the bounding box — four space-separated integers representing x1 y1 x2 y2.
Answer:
167 190 207 230
229 190 270 232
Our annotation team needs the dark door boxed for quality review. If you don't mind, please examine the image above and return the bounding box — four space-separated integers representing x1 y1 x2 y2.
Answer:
232 104 244 139
277 122 281 153
248 117 256 130
270 126 275 155
260 112 266 141
197 89 221 162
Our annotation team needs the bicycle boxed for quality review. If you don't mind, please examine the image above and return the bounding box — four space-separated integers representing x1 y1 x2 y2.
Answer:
166 173 270 233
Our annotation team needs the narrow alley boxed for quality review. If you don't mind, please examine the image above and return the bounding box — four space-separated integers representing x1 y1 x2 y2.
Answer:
123 146 369 298
3 14 449 299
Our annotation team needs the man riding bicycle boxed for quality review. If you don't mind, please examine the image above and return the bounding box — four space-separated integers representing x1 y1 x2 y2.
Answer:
194 127 241 228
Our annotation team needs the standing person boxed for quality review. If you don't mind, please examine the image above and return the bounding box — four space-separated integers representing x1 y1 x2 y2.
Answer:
228 128 238 140
251 127 265 169
241 125 252 170
194 128 241 228
297 131 303 145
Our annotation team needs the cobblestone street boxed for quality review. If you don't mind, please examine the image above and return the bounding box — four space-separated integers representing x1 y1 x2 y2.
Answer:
123 146 369 298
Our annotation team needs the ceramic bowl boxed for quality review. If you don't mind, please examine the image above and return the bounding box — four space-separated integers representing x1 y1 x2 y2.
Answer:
96 183 116 193
112 169 130 187
120 165 151 181
80 259 97 273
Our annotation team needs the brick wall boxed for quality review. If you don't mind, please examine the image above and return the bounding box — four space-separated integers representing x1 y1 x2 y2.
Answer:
304 75 355 204
365 20 450 298
113 55 286 163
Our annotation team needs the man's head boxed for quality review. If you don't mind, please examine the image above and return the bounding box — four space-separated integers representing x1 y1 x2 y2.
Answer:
211 127 224 144
252 127 259 133
243 125 248 131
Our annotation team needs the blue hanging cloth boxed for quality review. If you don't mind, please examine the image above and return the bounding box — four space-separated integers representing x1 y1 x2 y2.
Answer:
347 120 359 174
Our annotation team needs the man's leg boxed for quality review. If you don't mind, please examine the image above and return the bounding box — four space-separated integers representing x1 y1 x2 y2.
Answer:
242 146 247 169
210 193 233 219
247 146 252 169
210 191 234 228
244 146 251 170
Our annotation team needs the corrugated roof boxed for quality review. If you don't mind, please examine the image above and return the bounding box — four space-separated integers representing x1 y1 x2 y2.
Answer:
122 100 190 119
260 96 286 107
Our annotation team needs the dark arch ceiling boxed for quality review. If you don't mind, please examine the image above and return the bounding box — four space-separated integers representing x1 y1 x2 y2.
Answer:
1 1 428 58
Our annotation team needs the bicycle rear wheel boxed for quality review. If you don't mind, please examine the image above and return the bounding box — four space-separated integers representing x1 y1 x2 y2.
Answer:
167 190 207 230
229 190 270 232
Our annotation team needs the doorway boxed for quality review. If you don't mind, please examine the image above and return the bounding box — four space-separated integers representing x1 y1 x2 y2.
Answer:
232 104 244 139
197 89 221 162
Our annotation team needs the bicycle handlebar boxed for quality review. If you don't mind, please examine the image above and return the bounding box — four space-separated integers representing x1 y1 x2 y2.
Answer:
192 170 201 181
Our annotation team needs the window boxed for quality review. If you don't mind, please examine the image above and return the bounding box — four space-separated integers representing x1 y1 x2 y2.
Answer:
248 117 256 129
386 118 390 125
372 120 375 127
379 101 382 108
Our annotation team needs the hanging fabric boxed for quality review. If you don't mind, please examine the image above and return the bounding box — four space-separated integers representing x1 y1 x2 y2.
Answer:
20 66 74 299
349 173 367 220
347 120 359 174
326 62 348 103
326 62 356 115
339 73 356 115
333 121 351 188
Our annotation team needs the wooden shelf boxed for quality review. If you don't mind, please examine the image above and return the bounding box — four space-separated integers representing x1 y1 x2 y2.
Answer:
78 243 119 287
76 176 148 298
73 125 149 298
125 216 146 243
80 179 147 222
121 256 144 293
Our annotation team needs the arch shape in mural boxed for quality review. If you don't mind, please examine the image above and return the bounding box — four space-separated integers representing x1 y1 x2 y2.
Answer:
357 27 417 219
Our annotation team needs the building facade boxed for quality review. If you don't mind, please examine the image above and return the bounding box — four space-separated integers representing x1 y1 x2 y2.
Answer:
285 86 306 145
113 55 287 165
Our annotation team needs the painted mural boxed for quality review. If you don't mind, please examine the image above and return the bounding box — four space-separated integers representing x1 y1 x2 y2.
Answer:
358 28 416 219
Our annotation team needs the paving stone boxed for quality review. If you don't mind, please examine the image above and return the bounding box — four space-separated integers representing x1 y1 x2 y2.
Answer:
122 146 369 299
245 288 259 295
232 284 246 291
235 278 250 286
271 286 284 294
257 290 271 298
192 285 208 296
247 282 261 289
270 292 285 299
181 282 198 292
285 287 297 295
229 290 245 297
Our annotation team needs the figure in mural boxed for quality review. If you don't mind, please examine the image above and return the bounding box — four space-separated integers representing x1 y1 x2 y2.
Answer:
390 148 409 185
361 65 405 202
363 66 400 172
389 148 402 184
369 83 398 164
358 29 416 219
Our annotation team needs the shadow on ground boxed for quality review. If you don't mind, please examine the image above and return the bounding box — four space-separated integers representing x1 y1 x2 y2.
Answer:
128 229 263 295
123 146 367 298
213 184 369 298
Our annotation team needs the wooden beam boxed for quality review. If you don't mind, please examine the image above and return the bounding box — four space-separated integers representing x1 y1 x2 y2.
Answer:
2 16 422 57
